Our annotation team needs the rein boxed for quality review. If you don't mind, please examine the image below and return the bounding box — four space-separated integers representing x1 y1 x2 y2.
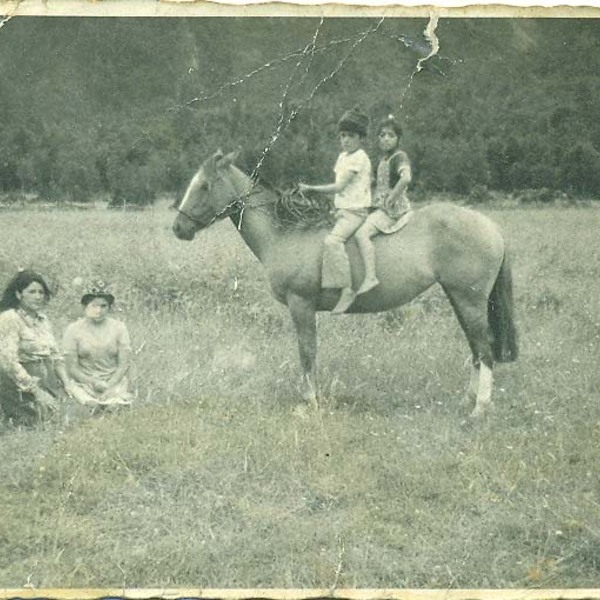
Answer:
176 172 268 228
174 205 207 226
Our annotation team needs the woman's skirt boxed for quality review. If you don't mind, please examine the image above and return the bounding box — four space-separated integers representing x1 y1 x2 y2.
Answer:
0 359 62 427
70 377 132 412
366 208 413 234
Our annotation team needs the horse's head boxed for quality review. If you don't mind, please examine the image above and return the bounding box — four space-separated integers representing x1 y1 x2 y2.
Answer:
172 149 241 241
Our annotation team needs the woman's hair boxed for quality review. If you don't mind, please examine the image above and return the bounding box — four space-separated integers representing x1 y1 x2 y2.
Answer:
81 292 115 308
377 114 403 139
0 270 52 312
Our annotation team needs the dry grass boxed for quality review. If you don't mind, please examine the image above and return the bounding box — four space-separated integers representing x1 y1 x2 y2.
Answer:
0 204 599 588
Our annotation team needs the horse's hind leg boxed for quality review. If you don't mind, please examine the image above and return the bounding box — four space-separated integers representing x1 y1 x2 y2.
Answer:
287 292 319 411
443 286 494 418
465 361 493 418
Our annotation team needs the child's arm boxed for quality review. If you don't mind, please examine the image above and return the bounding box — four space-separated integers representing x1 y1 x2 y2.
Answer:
385 152 412 204
299 169 357 195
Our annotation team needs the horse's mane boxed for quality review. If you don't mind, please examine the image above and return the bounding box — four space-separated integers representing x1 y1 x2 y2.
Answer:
251 176 334 230
274 188 335 230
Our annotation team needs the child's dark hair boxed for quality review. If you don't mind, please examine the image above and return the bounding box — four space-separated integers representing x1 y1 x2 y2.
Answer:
338 107 369 138
0 270 52 312
378 114 403 138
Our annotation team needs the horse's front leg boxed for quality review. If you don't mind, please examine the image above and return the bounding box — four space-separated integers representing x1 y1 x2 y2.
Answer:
287 292 319 411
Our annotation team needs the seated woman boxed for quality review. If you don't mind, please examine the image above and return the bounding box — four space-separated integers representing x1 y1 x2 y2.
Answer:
62 282 133 411
0 270 74 426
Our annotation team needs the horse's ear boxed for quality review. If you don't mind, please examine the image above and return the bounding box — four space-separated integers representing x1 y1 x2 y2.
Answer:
204 149 224 175
216 148 240 170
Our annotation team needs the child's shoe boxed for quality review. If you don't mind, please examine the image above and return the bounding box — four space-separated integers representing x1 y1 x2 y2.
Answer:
357 277 379 295
331 287 356 314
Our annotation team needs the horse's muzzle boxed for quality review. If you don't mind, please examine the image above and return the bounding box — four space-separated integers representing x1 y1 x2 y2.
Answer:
172 221 195 241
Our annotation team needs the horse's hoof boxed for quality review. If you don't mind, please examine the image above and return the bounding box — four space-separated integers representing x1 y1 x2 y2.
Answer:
460 392 476 409
469 403 493 419
301 391 319 411
293 404 308 419
293 404 310 419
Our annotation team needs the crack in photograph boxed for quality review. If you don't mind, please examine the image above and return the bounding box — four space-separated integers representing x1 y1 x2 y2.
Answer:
0 10 599 591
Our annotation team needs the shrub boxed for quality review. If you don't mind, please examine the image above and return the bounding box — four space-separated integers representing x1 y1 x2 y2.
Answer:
560 142 600 196
516 188 555 205
467 184 493 205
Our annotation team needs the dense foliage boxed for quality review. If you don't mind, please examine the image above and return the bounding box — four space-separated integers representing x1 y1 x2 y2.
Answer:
0 17 598 204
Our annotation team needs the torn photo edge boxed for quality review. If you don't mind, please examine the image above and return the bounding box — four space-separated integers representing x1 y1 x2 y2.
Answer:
1 589 600 600
0 0 600 18
0 1 599 599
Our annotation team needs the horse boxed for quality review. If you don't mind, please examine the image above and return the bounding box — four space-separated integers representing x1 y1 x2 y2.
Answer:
172 149 518 418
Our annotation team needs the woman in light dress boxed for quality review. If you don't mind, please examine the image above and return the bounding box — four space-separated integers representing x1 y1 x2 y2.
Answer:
62 282 133 411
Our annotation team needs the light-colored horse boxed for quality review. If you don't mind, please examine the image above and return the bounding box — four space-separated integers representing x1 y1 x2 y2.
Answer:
173 149 518 417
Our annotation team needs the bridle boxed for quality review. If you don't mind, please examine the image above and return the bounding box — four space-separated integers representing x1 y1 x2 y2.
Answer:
174 205 207 227
175 168 271 229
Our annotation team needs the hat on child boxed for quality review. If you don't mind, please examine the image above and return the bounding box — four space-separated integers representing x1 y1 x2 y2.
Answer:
338 107 369 137
81 280 115 307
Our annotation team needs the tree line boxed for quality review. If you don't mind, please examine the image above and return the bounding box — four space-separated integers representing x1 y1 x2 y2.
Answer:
0 17 597 205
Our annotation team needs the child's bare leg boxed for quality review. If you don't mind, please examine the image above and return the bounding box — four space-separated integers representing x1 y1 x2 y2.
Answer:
322 211 363 290
323 210 364 313
355 221 380 294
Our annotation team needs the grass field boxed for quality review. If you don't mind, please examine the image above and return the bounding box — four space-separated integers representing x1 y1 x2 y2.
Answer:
0 202 599 588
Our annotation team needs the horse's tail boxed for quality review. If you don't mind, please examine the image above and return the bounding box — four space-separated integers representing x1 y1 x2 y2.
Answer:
488 249 519 363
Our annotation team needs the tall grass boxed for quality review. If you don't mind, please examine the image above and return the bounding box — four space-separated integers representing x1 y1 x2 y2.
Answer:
0 204 599 588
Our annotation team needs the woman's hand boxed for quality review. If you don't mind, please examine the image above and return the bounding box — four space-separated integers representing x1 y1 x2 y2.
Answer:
298 183 311 193
99 385 118 401
92 380 109 394
32 387 58 414
25 375 41 393
63 382 77 398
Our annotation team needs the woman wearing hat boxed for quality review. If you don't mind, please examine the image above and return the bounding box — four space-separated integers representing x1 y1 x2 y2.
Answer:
299 107 372 313
62 282 133 411
0 270 74 426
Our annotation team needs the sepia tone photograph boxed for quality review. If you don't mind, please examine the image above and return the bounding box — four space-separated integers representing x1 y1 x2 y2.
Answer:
0 5 599 592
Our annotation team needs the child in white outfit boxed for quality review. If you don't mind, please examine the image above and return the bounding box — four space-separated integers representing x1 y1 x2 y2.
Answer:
299 107 372 313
